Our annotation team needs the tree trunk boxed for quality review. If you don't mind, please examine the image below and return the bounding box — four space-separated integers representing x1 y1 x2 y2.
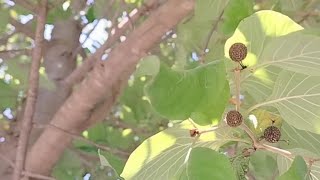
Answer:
24 0 194 176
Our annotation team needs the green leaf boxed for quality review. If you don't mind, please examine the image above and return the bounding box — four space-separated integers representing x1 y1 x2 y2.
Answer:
277 156 307 180
230 155 250 180
250 151 278 180
225 10 303 68
176 0 227 53
135 55 160 77
97 149 121 178
0 80 17 110
85 7 96 23
277 149 320 179
47 7 72 24
225 10 303 104
242 66 282 104
120 76 151 122
247 109 282 137
176 18 213 52
281 122 320 157
195 0 229 22
222 0 254 35
0 8 10 33
146 60 229 125
187 147 237 180
248 70 320 134
52 150 85 180
121 120 249 179
280 0 304 12
259 32 320 76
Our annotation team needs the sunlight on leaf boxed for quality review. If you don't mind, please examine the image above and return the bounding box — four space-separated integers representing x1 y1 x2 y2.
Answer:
121 120 249 179
225 10 303 104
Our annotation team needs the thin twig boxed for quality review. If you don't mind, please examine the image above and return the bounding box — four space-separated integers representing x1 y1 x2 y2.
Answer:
234 68 241 111
12 0 37 13
198 9 225 64
105 117 152 135
34 123 130 158
0 49 31 59
9 18 35 39
13 1 47 179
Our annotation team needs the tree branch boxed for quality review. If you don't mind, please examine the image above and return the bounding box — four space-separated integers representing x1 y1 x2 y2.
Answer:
13 1 48 180
25 0 195 175
9 18 35 39
0 49 31 59
12 0 37 13
199 9 225 63
63 0 160 87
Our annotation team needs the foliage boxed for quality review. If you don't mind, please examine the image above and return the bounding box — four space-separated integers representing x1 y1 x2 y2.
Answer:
1 0 320 179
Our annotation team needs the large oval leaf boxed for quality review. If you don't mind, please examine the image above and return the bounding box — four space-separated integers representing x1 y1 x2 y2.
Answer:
146 60 230 125
225 10 303 68
259 32 320 76
120 120 249 179
281 122 320 157
224 10 303 104
248 70 320 134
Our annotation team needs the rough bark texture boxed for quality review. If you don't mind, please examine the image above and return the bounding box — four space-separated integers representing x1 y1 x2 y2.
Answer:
25 0 195 176
29 19 81 144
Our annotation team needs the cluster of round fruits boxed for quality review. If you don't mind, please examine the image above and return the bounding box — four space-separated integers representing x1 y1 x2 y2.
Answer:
226 110 281 143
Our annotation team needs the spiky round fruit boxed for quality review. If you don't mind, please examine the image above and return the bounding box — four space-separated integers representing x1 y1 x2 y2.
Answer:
229 43 247 62
226 110 243 127
263 126 281 143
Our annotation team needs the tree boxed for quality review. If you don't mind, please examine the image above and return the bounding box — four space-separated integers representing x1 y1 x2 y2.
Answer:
1 0 320 179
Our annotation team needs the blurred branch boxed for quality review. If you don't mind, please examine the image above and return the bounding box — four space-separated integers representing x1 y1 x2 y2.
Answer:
12 0 37 13
105 117 152 135
0 152 56 180
47 0 65 10
13 1 48 179
297 11 319 24
0 49 31 59
33 123 130 159
198 9 225 64
63 0 160 87
0 32 15 45
9 18 35 39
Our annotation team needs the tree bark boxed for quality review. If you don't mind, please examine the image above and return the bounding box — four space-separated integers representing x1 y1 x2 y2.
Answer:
13 1 47 179
25 0 195 176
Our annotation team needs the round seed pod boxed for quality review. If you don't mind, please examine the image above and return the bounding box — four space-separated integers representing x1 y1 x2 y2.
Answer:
263 126 281 143
229 43 247 62
226 110 243 127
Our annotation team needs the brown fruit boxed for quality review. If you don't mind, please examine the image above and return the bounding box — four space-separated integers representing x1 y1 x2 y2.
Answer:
263 126 281 143
229 43 247 62
226 110 243 127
